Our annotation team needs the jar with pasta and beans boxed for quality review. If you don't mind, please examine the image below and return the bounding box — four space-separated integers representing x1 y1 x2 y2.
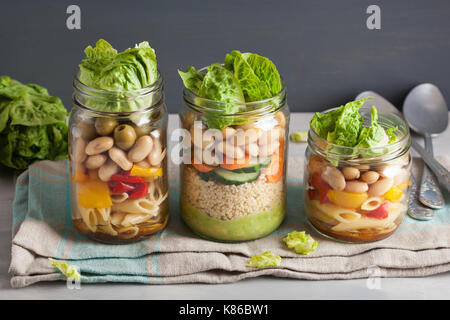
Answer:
304 107 411 243
69 73 168 243
178 78 289 242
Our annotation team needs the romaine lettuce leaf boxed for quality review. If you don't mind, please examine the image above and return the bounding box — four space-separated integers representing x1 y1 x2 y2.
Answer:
198 63 245 129
224 50 271 101
178 66 205 93
225 50 281 101
78 40 158 112
353 106 390 157
247 251 282 268
283 231 318 255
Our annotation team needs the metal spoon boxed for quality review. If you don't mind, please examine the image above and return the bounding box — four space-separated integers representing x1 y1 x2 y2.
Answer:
355 91 435 220
403 83 447 209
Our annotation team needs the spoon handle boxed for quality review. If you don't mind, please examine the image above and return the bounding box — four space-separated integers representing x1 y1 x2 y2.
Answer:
408 173 435 220
412 139 450 195
418 134 445 209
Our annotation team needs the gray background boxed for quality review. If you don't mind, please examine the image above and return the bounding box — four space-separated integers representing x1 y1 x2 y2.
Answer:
1 0 449 113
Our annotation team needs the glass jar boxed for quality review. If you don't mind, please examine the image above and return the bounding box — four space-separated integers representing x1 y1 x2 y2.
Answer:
303 107 411 243
69 72 169 243
179 77 289 242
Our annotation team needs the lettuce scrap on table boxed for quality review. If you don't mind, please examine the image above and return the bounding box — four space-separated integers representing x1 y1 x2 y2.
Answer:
178 50 282 130
0 76 68 170
310 98 398 158
49 258 81 281
282 231 318 255
247 251 282 268
78 39 158 112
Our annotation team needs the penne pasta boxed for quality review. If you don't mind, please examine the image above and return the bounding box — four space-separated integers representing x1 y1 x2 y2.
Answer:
360 197 383 211
312 200 361 223
112 198 159 215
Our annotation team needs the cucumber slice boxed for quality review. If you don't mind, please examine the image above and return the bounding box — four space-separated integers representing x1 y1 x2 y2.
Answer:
213 167 260 185
233 157 271 173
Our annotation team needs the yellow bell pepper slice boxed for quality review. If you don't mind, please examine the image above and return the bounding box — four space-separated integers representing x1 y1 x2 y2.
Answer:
327 190 368 209
78 180 112 209
129 165 162 178
71 170 88 183
383 186 403 202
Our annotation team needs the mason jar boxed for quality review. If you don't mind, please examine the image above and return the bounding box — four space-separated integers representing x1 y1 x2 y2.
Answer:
179 76 289 242
304 107 411 243
69 72 169 243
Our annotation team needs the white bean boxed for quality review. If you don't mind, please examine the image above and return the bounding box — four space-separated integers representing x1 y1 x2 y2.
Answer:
259 140 280 157
368 177 394 197
85 154 107 170
321 166 346 191
85 137 114 155
72 138 87 163
245 143 259 157
98 160 120 182
216 141 245 159
344 180 369 193
342 167 360 180
361 171 380 184
149 139 166 166
128 135 154 162
109 147 133 171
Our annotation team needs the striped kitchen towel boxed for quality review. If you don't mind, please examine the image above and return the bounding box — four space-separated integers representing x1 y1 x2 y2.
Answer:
9 157 450 288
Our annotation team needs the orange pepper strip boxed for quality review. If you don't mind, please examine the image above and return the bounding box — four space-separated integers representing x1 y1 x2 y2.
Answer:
265 138 284 183
78 180 112 209
220 153 251 171
192 162 215 173
129 165 162 177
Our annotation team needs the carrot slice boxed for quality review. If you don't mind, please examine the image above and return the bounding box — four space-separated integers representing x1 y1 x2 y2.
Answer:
220 153 251 170
192 162 215 173
265 138 284 183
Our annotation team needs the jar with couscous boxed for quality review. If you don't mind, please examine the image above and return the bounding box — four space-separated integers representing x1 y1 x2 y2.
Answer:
178 51 289 242
304 99 411 243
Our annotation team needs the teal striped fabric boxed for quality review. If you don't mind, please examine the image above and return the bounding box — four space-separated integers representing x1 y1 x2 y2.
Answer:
9 159 450 288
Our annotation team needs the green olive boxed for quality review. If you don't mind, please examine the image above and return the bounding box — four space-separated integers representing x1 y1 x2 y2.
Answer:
114 124 137 150
133 123 152 138
77 119 97 140
95 118 119 136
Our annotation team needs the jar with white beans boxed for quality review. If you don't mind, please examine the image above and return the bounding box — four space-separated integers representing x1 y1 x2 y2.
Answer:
69 73 169 243
178 72 289 242
304 108 412 243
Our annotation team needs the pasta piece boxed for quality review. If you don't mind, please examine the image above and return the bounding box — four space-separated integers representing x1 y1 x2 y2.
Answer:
112 198 159 215
116 226 140 239
312 201 361 223
361 197 383 211
111 192 129 204
331 201 406 232
110 212 127 226
95 207 111 222
147 181 168 205
97 224 118 236
77 206 98 232
121 212 155 227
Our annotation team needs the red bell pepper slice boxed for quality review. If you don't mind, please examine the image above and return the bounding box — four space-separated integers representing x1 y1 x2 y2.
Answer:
108 181 135 194
310 173 330 204
366 203 389 219
110 173 145 184
128 181 148 199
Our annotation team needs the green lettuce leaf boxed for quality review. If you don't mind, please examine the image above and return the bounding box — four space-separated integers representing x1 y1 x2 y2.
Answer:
225 50 281 101
78 40 158 112
283 231 318 255
247 251 282 268
197 63 245 129
353 106 390 157
0 76 68 169
49 258 81 281
310 98 369 145
224 50 272 101
178 66 205 93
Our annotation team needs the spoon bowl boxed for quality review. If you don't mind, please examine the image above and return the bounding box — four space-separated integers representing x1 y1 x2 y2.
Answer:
403 83 448 136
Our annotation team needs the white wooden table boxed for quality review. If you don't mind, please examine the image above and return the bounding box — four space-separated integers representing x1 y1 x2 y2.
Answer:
0 112 449 299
